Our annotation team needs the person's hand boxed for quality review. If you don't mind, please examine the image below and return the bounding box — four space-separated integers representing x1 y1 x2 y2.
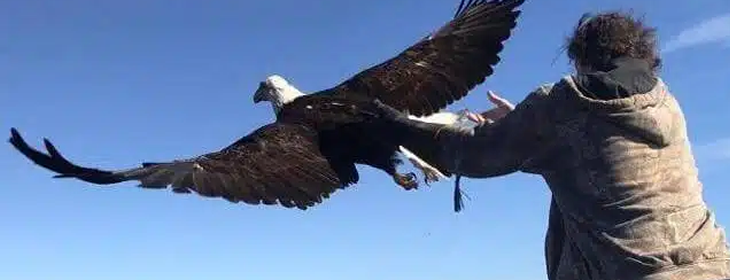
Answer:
465 91 515 125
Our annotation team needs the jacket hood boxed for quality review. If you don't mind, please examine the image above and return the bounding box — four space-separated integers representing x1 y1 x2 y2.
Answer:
563 57 677 147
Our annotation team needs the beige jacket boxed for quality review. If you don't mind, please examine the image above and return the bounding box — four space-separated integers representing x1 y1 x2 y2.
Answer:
438 75 730 280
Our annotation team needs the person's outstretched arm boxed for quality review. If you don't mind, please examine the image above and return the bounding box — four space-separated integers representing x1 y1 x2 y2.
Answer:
441 84 554 177
379 84 556 178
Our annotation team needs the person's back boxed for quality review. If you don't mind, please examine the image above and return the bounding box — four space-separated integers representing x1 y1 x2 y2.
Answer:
533 68 730 280
379 11 730 280
532 14 730 279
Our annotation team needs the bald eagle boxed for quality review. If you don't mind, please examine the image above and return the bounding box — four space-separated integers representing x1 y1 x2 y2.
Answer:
9 0 525 210
253 75 482 186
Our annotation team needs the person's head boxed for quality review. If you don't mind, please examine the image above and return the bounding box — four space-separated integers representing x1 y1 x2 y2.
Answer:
566 11 661 73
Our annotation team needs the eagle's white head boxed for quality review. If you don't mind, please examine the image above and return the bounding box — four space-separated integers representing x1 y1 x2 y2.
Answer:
253 75 305 114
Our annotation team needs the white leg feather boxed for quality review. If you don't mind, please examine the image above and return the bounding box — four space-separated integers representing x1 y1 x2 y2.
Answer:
398 145 447 184
397 110 480 185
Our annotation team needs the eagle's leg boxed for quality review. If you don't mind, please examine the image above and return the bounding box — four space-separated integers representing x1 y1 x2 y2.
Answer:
393 172 418 190
407 157 442 186
358 149 419 190
398 146 445 186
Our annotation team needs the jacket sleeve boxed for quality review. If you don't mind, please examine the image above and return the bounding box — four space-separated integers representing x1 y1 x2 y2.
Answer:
437 84 554 178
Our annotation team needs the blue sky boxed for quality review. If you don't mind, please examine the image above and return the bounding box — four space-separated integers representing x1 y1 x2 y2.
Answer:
1 0 729 279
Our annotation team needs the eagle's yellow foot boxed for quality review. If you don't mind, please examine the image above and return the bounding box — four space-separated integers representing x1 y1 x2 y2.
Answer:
394 172 418 190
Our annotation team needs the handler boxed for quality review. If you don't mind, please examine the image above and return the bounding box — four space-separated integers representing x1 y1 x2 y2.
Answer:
383 11 730 280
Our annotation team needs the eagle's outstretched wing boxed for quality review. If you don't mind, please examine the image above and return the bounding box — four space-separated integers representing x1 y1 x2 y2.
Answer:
9 124 353 210
319 0 525 117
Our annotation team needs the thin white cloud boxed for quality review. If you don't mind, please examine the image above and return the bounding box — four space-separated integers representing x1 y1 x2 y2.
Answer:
662 13 730 53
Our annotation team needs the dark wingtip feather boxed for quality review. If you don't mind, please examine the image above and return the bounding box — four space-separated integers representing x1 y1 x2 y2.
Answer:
453 0 468 18
8 127 126 185
43 138 75 166
454 0 527 19
9 127 19 139
9 127 24 147
9 128 44 161
454 0 478 18
454 0 464 18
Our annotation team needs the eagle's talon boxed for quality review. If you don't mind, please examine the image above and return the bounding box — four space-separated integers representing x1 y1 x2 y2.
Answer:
394 172 418 190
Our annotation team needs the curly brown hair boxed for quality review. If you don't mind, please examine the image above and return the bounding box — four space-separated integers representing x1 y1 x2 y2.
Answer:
566 11 661 72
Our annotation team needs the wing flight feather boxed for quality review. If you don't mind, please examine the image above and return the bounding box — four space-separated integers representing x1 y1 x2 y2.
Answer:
8 124 352 210
320 0 526 116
